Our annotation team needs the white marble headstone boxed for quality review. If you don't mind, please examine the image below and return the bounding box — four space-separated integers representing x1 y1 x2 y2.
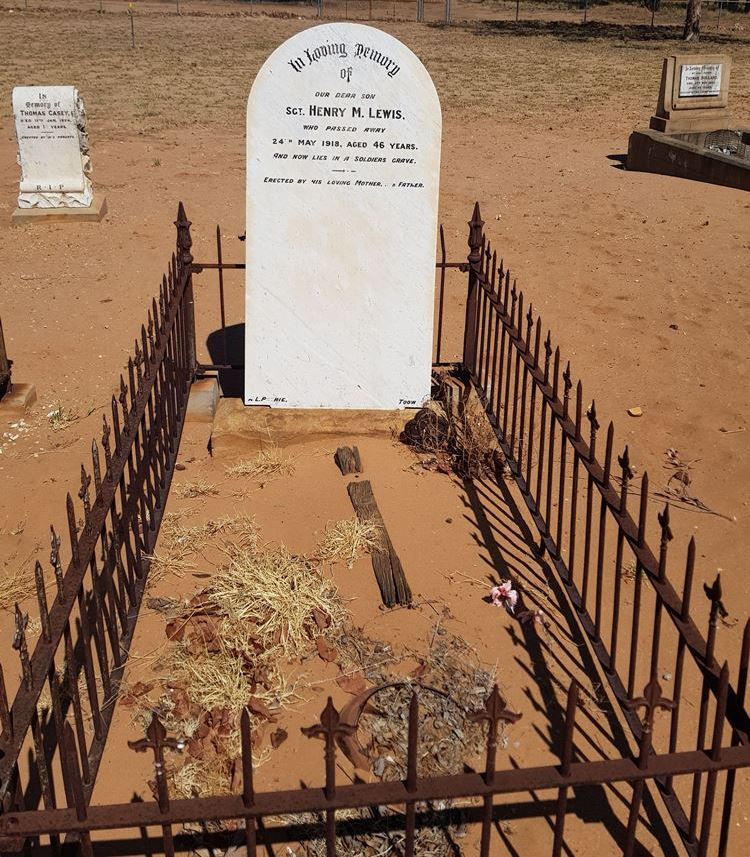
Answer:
245 23 441 410
12 86 93 209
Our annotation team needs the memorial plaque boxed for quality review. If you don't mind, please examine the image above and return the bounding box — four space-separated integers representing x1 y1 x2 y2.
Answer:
244 23 441 410
679 64 722 98
12 85 93 208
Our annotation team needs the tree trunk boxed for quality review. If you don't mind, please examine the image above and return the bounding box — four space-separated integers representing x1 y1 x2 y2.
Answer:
683 0 701 39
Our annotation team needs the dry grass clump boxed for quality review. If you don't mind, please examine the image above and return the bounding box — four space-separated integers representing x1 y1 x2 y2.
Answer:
146 513 258 583
224 447 296 482
401 378 504 479
0 560 37 611
132 540 345 798
208 544 345 661
315 518 380 569
175 478 219 499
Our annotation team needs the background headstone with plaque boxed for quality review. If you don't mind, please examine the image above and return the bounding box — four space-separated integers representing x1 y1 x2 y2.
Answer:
650 54 732 134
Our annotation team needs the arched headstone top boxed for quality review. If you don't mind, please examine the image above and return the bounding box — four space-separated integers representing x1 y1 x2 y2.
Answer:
245 23 442 410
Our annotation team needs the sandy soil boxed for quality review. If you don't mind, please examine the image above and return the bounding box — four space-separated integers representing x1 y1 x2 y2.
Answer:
0 4 749 854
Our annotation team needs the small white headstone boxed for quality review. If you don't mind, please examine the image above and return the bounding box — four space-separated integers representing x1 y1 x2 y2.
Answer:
12 86 93 209
245 23 441 410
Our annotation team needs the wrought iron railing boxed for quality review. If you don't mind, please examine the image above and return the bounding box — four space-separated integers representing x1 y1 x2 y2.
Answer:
0 203 197 851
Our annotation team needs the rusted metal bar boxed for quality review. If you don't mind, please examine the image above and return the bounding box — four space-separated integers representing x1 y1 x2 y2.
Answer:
502 279 516 442
553 363 571 563
472 685 521 856
718 619 750 856
404 690 419 857
698 662 729 857
623 678 676 856
509 290 523 459
60 721 93 857
516 305 533 473
4 744 750 840
0 315 11 400
129 712 184 857
215 225 229 368
302 698 356 856
627 481 653 697
594 424 614 639
609 447 633 671
544 347 559 539
524 318 541 490
241 708 257 857
534 333 552 511
567 380 582 585
462 202 484 372
434 225 447 364
689 575 727 840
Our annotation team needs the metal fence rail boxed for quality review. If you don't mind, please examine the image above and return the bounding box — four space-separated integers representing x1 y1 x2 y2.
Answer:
0 203 197 851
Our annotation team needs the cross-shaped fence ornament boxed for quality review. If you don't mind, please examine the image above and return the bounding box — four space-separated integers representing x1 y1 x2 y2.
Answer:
471 685 521 785
128 712 185 812
625 677 676 769
626 677 676 732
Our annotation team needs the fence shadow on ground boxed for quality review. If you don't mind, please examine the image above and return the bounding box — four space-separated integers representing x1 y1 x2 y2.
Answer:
459 466 680 856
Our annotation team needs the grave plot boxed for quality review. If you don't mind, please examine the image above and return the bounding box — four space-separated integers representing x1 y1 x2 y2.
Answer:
91 375 644 856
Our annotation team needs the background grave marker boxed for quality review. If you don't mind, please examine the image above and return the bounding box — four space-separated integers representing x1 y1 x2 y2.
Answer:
11 85 106 223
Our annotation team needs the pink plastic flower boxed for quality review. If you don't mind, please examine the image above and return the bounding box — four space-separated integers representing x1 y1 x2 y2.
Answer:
490 580 518 614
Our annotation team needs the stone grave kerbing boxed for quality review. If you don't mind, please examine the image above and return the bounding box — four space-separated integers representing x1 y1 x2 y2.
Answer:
627 54 750 192
244 23 441 410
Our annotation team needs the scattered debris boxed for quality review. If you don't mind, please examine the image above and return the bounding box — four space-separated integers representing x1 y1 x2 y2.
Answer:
334 446 362 475
315 518 380 569
347 480 411 607
401 376 507 479
490 580 518 614
627 406 643 418
224 447 295 482
0 552 37 611
46 405 78 432
175 478 219 499
131 537 346 798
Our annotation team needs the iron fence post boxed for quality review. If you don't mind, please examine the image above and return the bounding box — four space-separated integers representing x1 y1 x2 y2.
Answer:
0 316 11 400
175 202 197 380
462 202 484 376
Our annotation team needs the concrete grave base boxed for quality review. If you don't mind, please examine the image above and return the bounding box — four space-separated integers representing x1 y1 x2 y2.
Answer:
210 398 413 457
11 194 108 225
627 128 750 192
0 383 37 416
186 377 220 423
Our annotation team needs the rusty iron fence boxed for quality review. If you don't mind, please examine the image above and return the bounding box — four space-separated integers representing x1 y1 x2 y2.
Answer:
0 202 748 856
460 201 750 856
0 203 197 853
